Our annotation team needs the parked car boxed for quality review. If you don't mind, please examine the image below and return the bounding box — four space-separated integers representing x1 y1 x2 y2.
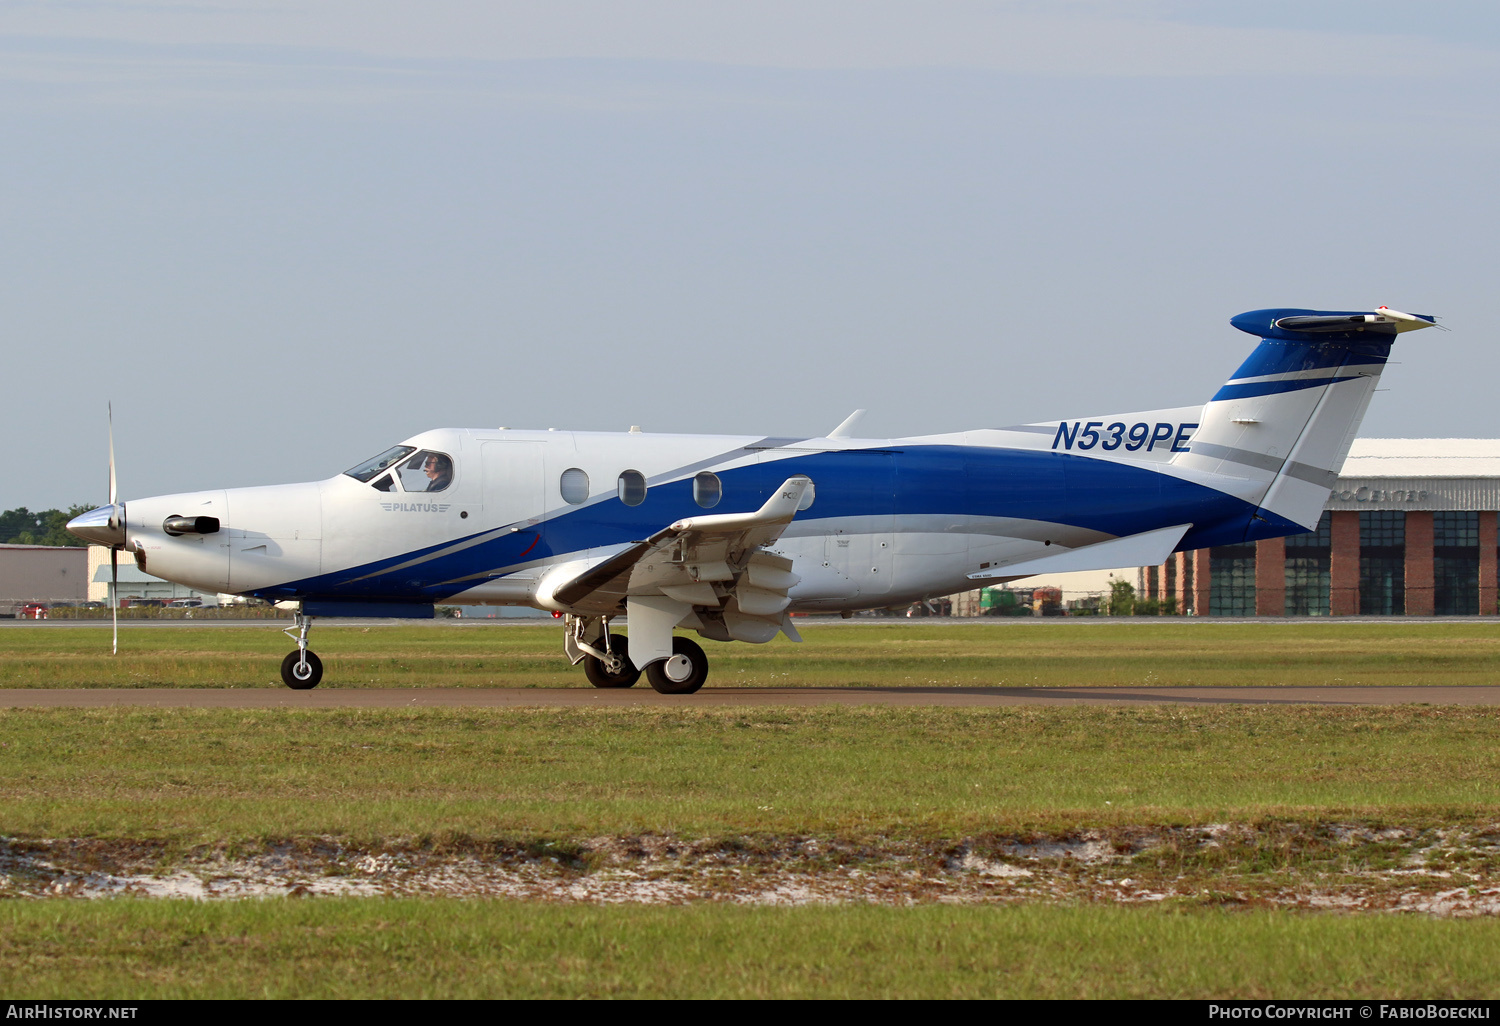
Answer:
19 603 48 619
166 598 211 608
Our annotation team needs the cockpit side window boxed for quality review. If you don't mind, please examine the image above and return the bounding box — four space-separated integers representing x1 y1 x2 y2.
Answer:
372 474 394 492
398 450 455 493
345 446 416 483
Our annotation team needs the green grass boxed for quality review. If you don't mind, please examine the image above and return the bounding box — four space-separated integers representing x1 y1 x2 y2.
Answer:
2 705 1498 839
6 623 1500 998
3 620 1500 688
5 900 1500 998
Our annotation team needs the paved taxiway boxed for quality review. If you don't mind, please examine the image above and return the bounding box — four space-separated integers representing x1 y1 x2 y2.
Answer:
5 686 1500 708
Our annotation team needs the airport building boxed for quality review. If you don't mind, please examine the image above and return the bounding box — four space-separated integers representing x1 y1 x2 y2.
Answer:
84 545 216 605
1142 439 1500 616
0 543 87 614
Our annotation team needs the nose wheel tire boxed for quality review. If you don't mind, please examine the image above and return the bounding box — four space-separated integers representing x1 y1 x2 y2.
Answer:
583 634 641 688
280 650 323 690
645 637 709 695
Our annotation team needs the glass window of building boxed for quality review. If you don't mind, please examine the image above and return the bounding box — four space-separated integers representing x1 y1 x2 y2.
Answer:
1285 513 1332 549
1434 511 1479 615
1359 511 1405 615
1435 511 1480 548
1361 556 1405 616
1285 512 1331 616
1361 510 1406 549
1209 545 1256 616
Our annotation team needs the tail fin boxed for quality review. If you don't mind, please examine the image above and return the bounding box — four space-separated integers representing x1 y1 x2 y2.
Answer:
1173 307 1436 530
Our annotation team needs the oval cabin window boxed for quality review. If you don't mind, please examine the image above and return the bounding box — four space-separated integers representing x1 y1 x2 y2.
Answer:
693 471 721 509
560 468 590 505
798 480 815 511
618 470 647 507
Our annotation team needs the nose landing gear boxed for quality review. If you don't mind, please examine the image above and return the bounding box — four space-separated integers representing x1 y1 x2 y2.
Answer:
280 613 323 689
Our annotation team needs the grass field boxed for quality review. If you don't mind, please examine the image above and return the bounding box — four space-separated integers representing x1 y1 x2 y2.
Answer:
2 704 1498 838
5 621 1500 998
2 619 1500 688
7 901 1500 999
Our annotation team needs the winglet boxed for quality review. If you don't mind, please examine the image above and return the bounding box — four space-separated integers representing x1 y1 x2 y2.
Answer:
828 410 866 438
669 476 812 535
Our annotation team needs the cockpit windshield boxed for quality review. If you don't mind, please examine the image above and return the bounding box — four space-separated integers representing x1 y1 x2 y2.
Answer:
344 446 416 483
344 445 454 492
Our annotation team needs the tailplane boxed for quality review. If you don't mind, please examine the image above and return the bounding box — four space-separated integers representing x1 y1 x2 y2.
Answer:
1172 307 1437 530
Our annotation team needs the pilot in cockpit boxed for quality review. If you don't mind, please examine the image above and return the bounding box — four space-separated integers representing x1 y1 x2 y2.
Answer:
423 453 453 492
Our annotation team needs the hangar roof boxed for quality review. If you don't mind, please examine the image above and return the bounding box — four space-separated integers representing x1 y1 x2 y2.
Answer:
1342 439 1500 479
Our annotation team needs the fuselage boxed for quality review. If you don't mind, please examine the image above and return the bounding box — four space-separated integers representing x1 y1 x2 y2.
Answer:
115 417 1279 615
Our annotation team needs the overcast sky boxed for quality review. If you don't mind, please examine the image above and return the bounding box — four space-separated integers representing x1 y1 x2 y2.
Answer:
5 1 1499 509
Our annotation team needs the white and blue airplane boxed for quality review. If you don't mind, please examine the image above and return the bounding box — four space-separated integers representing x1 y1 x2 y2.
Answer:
68 306 1436 693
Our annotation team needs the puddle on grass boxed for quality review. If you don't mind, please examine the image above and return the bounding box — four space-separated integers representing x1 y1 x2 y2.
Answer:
6 825 1500 914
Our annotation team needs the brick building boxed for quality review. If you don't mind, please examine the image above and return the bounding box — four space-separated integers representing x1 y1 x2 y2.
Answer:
1141 439 1500 616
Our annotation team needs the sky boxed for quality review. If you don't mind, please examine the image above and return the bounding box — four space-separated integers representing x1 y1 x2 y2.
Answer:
4 1 1499 510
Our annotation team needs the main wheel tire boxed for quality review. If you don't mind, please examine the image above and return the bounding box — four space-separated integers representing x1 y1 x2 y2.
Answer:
280 650 323 690
645 637 708 695
583 634 640 688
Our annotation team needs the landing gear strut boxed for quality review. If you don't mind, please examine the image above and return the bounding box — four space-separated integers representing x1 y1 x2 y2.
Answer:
582 632 640 689
567 615 640 688
280 612 323 689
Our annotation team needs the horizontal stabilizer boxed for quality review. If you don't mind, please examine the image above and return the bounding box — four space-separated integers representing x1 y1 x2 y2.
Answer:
966 523 1192 581
1230 307 1436 342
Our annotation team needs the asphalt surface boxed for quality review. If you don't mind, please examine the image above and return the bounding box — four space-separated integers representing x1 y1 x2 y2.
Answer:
10 616 1500 630
12 616 1500 629
4 685 1499 708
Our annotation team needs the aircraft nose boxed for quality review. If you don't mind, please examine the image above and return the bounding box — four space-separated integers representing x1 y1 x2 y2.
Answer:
66 504 126 547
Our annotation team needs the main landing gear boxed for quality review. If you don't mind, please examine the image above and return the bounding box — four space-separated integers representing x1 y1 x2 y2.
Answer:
582 633 640 689
280 613 322 689
568 615 709 695
645 637 708 695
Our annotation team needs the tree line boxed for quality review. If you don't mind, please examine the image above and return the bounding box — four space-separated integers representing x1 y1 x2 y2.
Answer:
0 506 94 547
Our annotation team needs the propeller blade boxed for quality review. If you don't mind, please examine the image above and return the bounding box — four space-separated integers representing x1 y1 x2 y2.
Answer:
108 402 117 508
111 547 118 656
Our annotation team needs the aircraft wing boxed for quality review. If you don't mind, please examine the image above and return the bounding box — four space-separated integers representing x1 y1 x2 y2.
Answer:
965 523 1193 581
550 476 813 615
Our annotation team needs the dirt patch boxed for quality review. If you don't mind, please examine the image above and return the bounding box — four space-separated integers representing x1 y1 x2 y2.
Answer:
5 824 1500 913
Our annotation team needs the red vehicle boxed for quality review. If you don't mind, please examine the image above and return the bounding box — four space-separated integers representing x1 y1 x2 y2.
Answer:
19 603 48 619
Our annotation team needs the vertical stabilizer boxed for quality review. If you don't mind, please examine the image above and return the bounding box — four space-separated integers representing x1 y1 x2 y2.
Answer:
1172 308 1436 530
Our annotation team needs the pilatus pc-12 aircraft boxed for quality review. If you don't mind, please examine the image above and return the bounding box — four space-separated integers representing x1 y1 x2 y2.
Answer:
68 306 1436 693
